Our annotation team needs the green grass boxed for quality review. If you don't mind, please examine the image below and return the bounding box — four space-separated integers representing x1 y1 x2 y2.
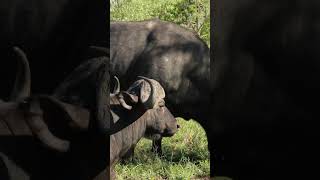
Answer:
111 0 169 21
115 118 210 179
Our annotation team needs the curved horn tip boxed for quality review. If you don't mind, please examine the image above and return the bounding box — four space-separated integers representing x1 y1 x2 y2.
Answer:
113 76 120 94
13 47 28 59
119 97 132 110
137 76 149 80
10 46 31 101
13 46 22 52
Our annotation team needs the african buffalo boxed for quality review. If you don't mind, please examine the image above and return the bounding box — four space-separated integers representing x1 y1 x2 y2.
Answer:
0 47 108 179
109 76 179 179
110 19 210 154
212 0 320 179
51 50 178 179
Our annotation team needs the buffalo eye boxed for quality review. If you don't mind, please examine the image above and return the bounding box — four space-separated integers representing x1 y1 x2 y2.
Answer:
158 99 165 108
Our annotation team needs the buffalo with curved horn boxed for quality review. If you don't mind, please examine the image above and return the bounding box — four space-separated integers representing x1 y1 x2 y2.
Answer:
0 47 108 180
52 54 179 179
107 76 179 179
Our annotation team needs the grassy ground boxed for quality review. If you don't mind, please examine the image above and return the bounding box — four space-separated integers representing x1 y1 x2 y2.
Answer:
115 118 210 179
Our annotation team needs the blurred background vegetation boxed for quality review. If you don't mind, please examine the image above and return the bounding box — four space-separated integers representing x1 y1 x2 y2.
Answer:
110 0 210 46
110 0 211 179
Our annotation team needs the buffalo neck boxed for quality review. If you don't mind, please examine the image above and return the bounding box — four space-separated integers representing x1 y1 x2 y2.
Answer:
110 112 147 164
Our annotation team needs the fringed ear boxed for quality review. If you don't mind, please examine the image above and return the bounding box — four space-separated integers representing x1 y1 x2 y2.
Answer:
126 79 147 103
128 77 158 109
137 76 166 109
139 80 151 104
23 95 91 152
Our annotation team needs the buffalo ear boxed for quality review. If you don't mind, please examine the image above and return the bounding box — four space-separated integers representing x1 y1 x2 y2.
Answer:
126 80 149 103
135 80 150 103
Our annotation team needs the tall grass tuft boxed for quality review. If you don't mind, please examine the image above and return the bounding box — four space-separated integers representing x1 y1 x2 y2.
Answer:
115 118 210 179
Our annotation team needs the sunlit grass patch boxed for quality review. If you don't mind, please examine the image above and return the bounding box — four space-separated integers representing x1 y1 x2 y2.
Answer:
115 118 210 179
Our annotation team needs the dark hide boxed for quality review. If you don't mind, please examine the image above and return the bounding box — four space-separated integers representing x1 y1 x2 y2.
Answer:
212 0 320 179
110 84 178 178
53 55 178 179
0 0 107 100
110 19 210 123
0 96 108 180
53 56 110 134
0 47 108 179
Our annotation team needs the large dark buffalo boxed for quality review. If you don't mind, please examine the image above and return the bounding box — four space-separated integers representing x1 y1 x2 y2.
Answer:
110 19 210 154
0 0 107 100
109 76 179 179
212 0 320 179
0 47 108 179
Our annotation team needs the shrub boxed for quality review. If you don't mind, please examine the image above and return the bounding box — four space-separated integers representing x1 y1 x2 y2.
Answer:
110 0 210 46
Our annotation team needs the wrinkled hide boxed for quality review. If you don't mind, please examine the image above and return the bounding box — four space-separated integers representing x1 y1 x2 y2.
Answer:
110 19 210 122
0 0 106 100
212 0 320 179
109 78 178 179
54 56 110 134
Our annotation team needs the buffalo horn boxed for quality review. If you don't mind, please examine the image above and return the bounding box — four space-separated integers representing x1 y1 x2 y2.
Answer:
118 94 132 110
10 47 31 101
111 76 120 96
25 99 70 152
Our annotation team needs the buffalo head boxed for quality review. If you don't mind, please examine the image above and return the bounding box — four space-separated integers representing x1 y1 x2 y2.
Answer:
111 76 179 138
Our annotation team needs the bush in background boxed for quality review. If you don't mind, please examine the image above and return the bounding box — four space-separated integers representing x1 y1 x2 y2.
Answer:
111 0 210 46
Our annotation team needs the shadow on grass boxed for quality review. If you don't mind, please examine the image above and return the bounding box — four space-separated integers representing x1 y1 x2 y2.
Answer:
118 146 208 166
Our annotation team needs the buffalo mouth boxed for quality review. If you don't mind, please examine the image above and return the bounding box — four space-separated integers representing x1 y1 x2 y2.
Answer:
145 133 162 140
161 129 177 137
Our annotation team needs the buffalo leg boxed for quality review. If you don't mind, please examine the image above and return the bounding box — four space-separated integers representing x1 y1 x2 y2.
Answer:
152 138 162 155
121 146 135 161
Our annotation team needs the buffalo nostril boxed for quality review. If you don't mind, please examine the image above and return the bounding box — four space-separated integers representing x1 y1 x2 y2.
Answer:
177 124 180 129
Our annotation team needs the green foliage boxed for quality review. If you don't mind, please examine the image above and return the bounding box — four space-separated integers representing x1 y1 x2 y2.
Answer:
110 0 210 46
110 0 167 21
115 118 210 179
156 0 210 46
